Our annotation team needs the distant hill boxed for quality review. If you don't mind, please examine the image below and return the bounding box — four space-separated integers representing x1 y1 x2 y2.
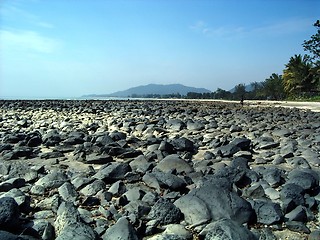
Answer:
82 84 211 98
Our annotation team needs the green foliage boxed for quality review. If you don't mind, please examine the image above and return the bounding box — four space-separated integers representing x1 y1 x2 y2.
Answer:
303 20 320 62
262 73 285 100
233 84 246 100
283 54 318 97
213 88 231 99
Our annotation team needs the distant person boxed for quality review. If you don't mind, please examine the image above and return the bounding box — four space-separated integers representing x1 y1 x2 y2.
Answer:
240 95 244 106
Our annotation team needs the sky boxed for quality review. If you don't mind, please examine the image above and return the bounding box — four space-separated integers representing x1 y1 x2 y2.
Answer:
0 0 319 99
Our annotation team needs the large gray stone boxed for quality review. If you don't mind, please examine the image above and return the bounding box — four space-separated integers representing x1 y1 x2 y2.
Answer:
80 180 106 196
201 219 256 240
35 170 69 190
188 181 253 224
93 162 131 182
58 182 78 203
102 217 138 240
287 169 319 191
55 202 97 240
155 154 193 174
152 170 187 191
174 195 211 226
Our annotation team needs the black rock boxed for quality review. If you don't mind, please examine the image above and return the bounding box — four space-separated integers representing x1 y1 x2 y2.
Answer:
109 131 127 141
0 197 20 231
170 137 195 152
63 136 85 145
93 162 131 183
251 200 283 225
152 169 187 191
82 196 100 206
2 134 24 144
40 151 64 159
43 130 61 146
119 149 143 159
71 176 93 191
202 219 256 240
85 154 113 164
252 228 277 240
285 221 310 234
287 157 311 169
216 144 240 157
260 167 284 187
287 169 319 192
0 230 38 240
27 136 42 147
272 128 292 137
230 137 251 150
124 200 151 218
1 188 31 213
243 183 265 199
284 205 308 222
229 125 242 133
142 172 162 192
158 140 175 154
3 147 35 160
94 134 114 147
188 181 254 224
148 198 182 225
255 137 279 150
280 183 305 207
26 131 43 147
0 177 25 192
0 144 13 153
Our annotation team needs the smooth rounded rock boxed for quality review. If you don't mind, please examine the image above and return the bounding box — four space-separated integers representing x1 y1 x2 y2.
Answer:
155 154 193 174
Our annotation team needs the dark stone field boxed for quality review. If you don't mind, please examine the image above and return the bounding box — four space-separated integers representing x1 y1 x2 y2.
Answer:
0 100 319 239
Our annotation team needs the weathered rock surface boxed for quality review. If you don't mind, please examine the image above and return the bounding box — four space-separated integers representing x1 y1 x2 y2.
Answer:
0 99 320 239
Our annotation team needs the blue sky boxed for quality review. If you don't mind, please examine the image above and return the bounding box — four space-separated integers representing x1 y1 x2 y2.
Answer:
1 0 319 98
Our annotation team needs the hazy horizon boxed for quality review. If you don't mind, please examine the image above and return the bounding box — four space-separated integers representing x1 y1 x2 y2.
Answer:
1 0 319 98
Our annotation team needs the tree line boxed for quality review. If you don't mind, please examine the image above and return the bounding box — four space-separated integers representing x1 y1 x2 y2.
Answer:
187 21 320 101
130 21 319 101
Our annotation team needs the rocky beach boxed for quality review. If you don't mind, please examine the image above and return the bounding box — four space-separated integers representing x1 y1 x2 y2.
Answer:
0 99 320 240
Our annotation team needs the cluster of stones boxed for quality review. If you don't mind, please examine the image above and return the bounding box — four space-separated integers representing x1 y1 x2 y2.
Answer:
0 99 320 240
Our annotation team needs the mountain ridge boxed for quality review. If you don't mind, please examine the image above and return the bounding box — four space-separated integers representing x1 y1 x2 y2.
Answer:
82 83 211 98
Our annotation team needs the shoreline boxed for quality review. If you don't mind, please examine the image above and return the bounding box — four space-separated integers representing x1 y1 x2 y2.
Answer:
1 98 320 112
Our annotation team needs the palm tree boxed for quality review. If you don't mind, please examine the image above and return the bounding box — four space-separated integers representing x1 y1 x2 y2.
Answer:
283 54 315 97
263 73 285 100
